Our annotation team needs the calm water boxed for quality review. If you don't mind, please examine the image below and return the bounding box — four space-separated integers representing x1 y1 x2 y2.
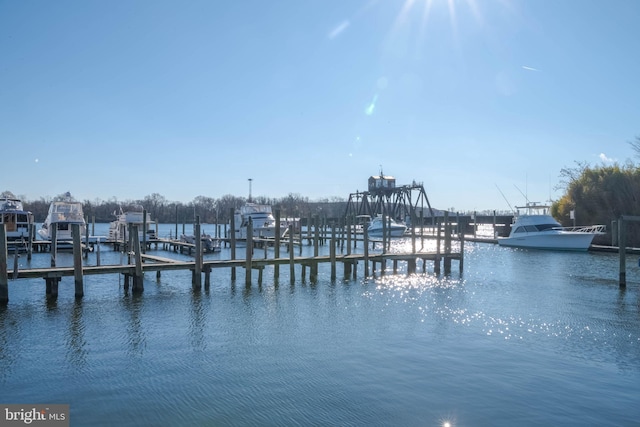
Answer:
1 224 639 426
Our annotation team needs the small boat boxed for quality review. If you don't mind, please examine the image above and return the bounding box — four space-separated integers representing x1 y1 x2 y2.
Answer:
367 214 407 238
180 233 221 253
497 202 606 251
38 192 86 241
233 203 283 240
0 192 34 241
108 205 157 242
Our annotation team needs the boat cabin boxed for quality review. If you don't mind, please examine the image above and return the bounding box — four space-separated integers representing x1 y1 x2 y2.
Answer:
0 196 34 240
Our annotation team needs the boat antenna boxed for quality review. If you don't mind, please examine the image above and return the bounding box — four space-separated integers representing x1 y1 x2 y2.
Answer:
248 178 253 203
495 184 515 214
513 184 530 205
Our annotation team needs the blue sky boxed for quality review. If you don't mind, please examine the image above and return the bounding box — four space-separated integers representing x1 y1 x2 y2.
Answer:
1 0 639 212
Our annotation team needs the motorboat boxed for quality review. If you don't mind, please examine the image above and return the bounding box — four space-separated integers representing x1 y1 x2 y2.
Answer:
367 214 407 238
233 203 283 240
108 205 157 242
38 193 86 241
497 202 606 251
0 192 34 241
180 233 221 253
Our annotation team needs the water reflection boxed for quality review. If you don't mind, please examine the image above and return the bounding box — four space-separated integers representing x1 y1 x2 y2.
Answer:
65 300 88 368
121 293 146 357
189 289 207 352
0 306 17 381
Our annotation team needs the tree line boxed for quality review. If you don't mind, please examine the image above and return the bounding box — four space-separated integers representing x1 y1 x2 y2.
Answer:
14 192 348 225
552 137 640 246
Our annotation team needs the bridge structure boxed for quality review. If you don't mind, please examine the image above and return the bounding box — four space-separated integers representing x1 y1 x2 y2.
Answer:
344 174 435 225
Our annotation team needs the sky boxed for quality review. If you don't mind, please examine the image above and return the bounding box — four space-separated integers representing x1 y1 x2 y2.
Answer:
1 0 639 212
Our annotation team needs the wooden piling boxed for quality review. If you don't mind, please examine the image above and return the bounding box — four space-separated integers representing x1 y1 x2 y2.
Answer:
288 225 295 284
132 225 144 293
330 224 336 280
459 231 465 273
0 225 8 304
51 226 57 267
274 209 280 279
84 218 90 259
364 223 369 277
444 212 452 275
311 216 319 282
193 217 202 289
72 223 84 298
434 220 441 275
27 222 33 261
245 217 253 286
143 209 148 254
619 217 626 288
230 207 236 281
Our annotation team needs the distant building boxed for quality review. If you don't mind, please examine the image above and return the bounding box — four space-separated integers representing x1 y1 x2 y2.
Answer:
368 173 396 193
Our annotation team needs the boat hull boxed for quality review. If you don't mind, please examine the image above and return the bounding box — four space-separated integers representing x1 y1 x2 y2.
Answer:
497 232 596 251
368 227 407 238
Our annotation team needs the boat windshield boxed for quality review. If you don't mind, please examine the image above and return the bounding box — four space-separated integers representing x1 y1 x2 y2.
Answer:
513 223 561 234
241 204 272 215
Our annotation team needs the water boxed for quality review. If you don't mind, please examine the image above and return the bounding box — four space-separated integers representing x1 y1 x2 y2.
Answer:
1 224 640 426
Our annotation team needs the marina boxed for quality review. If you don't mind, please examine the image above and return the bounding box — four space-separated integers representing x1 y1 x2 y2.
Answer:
0 212 465 302
1 228 639 426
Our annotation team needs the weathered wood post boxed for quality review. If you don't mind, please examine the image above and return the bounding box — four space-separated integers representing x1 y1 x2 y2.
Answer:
45 225 60 298
245 217 253 286
132 225 144 293
51 225 57 267
444 212 452 275
339 217 345 252
364 220 370 277
72 223 84 298
0 224 8 304
330 223 336 281
175 205 179 242
12 249 18 280
274 209 281 279
459 230 465 274
143 209 148 254
84 217 90 259
435 219 442 275
193 216 202 289
619 216 626 288
344 217 352 279
288 225 295 284
311 215 319 282
611 220 618 246
27 222 33 261
230 207 236 281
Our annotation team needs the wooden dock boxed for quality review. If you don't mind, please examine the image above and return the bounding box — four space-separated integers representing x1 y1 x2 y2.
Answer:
0 213 464 304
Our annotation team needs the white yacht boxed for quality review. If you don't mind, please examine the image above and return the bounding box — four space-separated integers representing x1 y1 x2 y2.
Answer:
367 214 407 238
233 203 281 240
108 205 156 242
38 193 86 241
0 192 34 241
497 202 605 251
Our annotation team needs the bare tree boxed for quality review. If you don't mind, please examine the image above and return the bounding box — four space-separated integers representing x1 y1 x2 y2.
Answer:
628 135 640 161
